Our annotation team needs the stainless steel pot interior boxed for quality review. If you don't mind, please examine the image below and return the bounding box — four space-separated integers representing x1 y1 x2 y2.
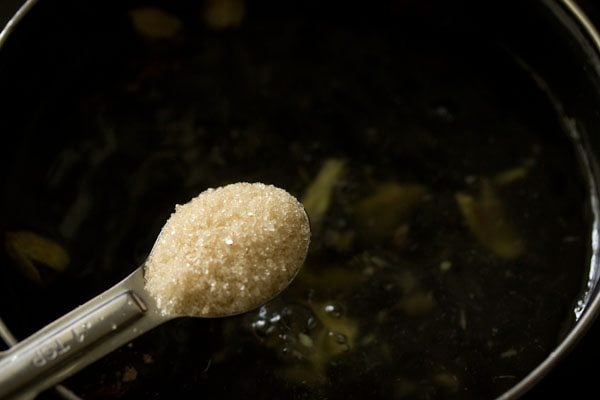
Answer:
1 0 600 399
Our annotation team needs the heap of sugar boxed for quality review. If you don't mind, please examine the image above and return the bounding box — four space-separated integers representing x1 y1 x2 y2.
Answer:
144 182 311 317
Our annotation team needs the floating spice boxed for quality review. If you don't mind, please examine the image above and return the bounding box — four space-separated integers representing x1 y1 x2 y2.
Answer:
493 154 537 186
203 0 246 30
396 270 436 317
455 180 524 259
121 366 138 383
279 301 358 385
5 231 70 284
433 372 460 391
302 159 346 228
354 182 427 241
129 7 182 39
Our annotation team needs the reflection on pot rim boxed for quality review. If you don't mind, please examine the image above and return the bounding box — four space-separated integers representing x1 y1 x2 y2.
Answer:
498 1 600 399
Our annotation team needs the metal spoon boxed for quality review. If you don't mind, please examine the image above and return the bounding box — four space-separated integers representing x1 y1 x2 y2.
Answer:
0 183 310 400
0 266 173 400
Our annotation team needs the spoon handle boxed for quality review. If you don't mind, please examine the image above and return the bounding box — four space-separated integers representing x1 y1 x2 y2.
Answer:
0 267 165 400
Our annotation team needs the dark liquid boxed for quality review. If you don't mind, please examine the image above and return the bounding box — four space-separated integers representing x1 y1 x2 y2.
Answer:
0 1 591 399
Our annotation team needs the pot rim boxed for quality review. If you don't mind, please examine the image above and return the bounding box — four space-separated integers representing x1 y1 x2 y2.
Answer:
0 0 38 49
1 1 600 399
496 2 600 398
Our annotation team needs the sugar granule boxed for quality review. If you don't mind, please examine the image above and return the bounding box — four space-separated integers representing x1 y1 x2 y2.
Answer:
144 182 311 317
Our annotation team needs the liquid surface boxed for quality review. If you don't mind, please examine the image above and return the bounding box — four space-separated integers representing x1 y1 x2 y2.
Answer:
0 1 591 399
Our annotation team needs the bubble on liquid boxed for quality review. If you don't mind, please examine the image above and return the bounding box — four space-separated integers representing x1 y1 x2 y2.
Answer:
85 322 92 329
252 319 275 339
324 303 343 318
270 314 281 323
306 315 318 330
111 323 118 330
328 331 350 352
248 303 321 356
333 332 348 345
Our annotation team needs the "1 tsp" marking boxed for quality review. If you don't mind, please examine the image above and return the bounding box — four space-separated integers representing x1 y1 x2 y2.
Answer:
31 338 71 367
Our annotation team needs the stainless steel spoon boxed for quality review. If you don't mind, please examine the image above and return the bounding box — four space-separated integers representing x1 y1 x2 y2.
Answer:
0 266 169 400
0 183 310 400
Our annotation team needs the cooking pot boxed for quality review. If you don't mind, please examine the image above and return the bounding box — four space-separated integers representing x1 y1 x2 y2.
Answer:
1 0 600 399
